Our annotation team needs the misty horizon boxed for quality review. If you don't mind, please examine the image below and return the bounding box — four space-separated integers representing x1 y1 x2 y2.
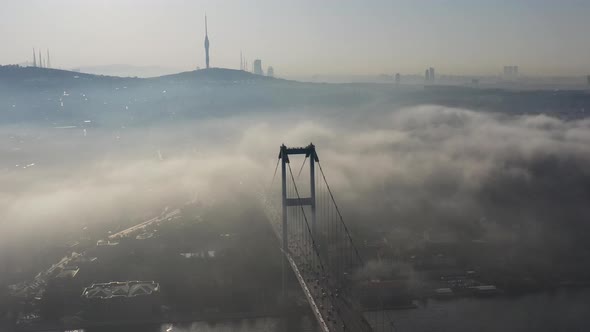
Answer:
2 0 590 77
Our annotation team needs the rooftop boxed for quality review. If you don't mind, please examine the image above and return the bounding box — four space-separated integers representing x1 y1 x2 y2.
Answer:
136 232 154 240
97 239 119 246
435 288 454 294
56 266 80 279
81 281 160 299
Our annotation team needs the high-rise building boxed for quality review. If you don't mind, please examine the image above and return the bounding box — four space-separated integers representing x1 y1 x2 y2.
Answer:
425 69 430 82
587 75 590 85
429 67 435 81
267 66 274 77
253 59 263 75
38 50 43 68
32 48 37 67
395 73 401 84
204 15 210 69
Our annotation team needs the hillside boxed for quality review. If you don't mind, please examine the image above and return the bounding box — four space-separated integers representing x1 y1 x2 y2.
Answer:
1 65 590 128
0 66 280 87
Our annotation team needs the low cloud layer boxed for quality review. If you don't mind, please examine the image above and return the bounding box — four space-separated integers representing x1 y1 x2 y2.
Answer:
2 105 590 259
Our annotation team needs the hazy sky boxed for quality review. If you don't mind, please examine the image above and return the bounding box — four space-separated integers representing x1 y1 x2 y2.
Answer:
1 0 590 76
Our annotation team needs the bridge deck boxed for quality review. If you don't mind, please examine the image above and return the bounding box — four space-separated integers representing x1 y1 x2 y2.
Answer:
261 192 373 332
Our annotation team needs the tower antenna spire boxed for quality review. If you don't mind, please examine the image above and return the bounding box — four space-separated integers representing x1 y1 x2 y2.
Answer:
204 14 210 69
33 48 37 67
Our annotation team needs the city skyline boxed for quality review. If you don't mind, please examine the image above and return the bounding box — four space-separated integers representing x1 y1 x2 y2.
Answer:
1 0 590 76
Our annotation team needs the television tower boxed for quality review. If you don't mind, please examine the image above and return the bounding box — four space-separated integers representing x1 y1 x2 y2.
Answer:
204 15 210 69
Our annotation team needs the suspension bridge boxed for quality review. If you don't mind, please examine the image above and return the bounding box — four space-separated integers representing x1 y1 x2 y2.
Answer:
261 144 395 332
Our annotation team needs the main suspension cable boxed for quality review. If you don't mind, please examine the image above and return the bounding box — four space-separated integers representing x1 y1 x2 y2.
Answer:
317 161 364 265
317 160 397 332
287 162 356 332
296 155 308 179
269 157 280 190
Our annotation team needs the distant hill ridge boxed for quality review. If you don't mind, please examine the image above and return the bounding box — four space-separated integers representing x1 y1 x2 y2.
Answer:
0 65 278 83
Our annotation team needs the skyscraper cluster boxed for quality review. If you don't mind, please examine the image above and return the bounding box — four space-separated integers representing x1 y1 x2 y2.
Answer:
238 52 275 77
503 65 518 77
32 48 51 68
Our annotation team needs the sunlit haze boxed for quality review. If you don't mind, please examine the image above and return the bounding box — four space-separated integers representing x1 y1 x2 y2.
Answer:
2 0 590 77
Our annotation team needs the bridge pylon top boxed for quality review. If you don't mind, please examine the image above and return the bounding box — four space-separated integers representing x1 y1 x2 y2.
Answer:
279 143 319 163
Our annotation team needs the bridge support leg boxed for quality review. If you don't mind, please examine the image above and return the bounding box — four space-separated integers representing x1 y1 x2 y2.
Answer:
281 144 288 302
278 144 318 304
310 148 316 237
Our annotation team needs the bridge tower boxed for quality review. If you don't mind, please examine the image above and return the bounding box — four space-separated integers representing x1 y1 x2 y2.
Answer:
267 143 390 331
279 143 318 298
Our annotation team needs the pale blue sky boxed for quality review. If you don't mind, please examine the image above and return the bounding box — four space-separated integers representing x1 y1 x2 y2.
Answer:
1 0 589 76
